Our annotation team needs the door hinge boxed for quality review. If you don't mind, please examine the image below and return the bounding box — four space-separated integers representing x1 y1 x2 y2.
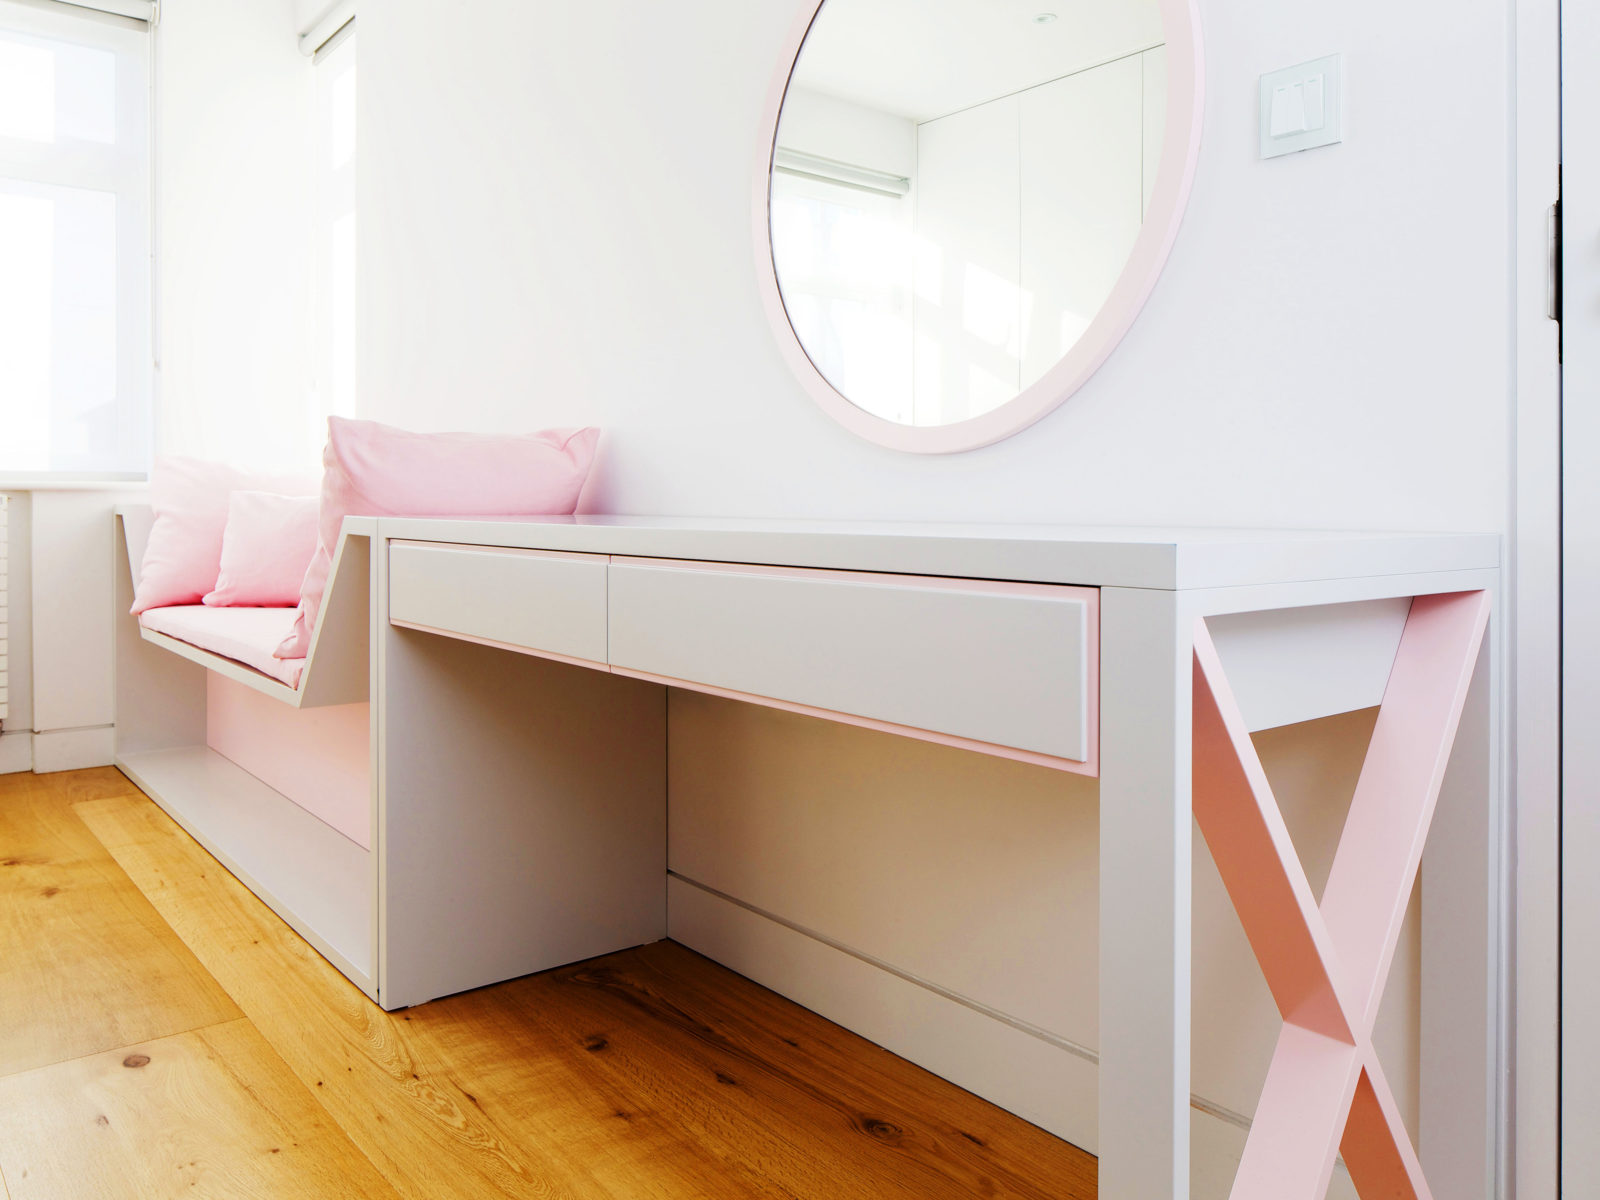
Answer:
1549 190 1564 324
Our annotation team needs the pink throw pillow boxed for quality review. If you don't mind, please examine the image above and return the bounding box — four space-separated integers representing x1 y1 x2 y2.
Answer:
202 492 320 608
274 418 600 659
130 458 317 614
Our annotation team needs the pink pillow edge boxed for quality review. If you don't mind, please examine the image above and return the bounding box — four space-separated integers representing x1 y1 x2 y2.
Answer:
272 421 601 659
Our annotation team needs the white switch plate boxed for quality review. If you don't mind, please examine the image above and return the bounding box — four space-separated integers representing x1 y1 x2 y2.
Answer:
1259 54 1343 159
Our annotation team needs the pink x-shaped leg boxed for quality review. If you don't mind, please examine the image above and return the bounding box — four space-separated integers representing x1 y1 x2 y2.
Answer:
1191 590 1490 1200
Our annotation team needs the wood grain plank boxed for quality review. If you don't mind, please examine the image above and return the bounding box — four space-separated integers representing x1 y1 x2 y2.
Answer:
78 788 1095 1199
76 791 601 1200
0 772 239 1076
0 1019 401 1200
47 766 145 808
1 769 134 863
428 943 1098 1200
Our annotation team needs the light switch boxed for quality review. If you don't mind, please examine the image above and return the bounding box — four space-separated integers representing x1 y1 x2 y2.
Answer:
1260 54 1342 158
1269 83 1307 137
1302 74 1326 130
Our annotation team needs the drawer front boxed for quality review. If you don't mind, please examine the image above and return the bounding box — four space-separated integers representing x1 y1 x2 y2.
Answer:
608 559 1095 761
388 541 608 664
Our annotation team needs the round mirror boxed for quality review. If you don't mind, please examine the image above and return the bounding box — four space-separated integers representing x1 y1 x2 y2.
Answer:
756 0 1202 453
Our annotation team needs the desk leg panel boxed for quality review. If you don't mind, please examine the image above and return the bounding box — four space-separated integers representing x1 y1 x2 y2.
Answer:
1419 620 1502 1199
376 625 667 1011
1098 586 1193 1200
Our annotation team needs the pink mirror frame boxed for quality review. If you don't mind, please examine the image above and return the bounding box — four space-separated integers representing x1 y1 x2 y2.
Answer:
753 0 1206 455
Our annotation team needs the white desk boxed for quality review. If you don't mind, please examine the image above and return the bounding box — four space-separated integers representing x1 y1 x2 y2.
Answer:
369 516 1500 1200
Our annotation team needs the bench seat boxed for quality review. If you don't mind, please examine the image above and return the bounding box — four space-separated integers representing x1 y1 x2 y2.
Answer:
139 605 307 689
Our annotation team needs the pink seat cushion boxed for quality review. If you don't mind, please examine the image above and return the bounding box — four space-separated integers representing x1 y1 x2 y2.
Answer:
140 605 306 689
203 491 320 608
130 458 317 615
275 418 600 659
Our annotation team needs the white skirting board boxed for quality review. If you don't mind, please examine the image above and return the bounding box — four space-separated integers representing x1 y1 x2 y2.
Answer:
667 875 1358 1200
667 872 1099 1145
32 725 115 772
0 729 30 774
117 744 374 995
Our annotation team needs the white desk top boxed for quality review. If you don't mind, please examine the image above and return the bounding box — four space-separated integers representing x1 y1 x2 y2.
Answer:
374 515 1499 591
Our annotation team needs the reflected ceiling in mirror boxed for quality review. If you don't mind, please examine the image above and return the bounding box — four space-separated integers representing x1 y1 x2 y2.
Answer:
759 0 1201 452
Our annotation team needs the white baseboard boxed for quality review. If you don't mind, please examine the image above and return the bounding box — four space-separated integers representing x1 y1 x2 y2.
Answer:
669 873 1101 1146
31 725 115 773
0 729 32 774
667 875 1358 1200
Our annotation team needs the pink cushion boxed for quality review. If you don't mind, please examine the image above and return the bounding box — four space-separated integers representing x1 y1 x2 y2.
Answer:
202 491 320 608
130 458 317 615
139 605 305 689
274 418 600 659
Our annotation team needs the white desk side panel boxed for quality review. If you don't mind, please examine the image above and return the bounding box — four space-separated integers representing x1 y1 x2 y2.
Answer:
377 623 667 1010
298 530 373 709
1098 585 1191 1200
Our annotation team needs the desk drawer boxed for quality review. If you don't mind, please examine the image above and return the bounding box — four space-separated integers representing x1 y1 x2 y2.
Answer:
608 558 1095 763
388 541 608 665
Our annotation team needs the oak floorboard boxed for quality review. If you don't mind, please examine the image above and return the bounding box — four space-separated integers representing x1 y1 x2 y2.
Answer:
0 1019 401 1200
77 791 616 1200
45 765 145 808
77 785 1095 1200
0 773 239 1077
425 943 1098 1200
1 768 134 863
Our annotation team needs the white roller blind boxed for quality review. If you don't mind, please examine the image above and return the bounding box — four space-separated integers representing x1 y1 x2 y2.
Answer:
298 0 353 56
34 1 152 24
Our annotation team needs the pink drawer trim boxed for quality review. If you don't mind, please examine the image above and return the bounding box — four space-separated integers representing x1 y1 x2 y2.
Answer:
612 665 1096 776
388 539 606 565
611 554 1087 599
389 619 608 674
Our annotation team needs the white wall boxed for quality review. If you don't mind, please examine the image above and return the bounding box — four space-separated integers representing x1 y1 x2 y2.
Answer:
156 0 317 473
358 1 1507 533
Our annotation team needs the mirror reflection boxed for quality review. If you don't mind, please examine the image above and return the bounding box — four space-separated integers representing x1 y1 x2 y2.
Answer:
771 0 1165 428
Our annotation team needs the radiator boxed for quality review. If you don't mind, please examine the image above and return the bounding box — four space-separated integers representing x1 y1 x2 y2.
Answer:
0 495 8 723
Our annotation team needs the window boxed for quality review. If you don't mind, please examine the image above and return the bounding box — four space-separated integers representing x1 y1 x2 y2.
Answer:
311 28 355 445
0 2 150 477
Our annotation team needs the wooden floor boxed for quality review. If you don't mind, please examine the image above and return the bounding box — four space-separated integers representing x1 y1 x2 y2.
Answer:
0 768 1096 1199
